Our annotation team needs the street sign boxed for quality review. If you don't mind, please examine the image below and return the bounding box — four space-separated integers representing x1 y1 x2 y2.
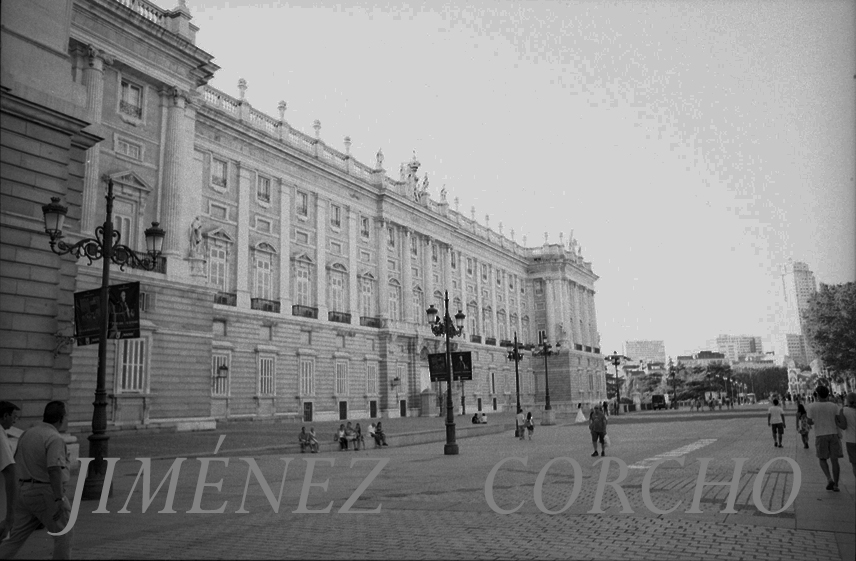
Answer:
428 351 473 381
74 281 140 345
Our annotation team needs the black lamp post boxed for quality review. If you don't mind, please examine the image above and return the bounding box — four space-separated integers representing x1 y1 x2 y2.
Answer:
605 351 628 415
506 331 525 437
42 177 165 500
532 339 557 425
426 291 466 455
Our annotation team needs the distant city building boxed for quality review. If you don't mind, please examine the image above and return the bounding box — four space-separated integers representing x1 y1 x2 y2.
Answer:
712 334 763 362
624 340 666 366
774 260 817 365
676 351 727 368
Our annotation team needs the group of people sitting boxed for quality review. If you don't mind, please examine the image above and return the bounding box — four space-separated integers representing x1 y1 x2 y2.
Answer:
471 412 488 424
298 421 388 452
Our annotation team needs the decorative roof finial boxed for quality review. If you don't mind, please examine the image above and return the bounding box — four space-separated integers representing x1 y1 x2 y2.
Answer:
376 148 384 170
313 119 321 139
344 136 352 155
238 78 247 101
277 101 287 121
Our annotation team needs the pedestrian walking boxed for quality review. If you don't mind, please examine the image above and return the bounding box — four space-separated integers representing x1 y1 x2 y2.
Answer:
0 401 20 540
841 392 856 479
796 402 810 449
0 401 73 560
589 404 607 457
767 398 786 448
806 385 846 492
525 412 534 440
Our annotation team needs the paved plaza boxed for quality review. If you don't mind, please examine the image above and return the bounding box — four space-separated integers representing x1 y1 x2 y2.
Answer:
8 406 855 560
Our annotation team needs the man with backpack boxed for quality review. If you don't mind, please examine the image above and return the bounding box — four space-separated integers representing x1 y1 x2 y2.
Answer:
589 404 608 457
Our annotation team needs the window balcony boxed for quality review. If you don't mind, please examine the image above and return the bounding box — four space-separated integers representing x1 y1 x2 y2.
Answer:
485 337 497 346
470 334 482 344
251 298 280 313
585 345 592 353
328 311 351 324
119 100 142 119
575 344 583 351
214 292 237 306
360 316 382 328
499 339 512 347
292 305 318 319
593 347 601 354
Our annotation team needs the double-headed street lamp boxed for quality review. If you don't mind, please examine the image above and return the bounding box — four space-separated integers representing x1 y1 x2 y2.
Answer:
506 332 525 437
426 291 466 455
42 178 165 500
605 351 629 415
532 339 557 425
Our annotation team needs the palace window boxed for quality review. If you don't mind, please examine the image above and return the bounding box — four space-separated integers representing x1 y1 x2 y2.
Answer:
209 245 228 291
360 216 371 238
258 355 275 396
299 357 315 396
412 288 423 321
253 250 272 301
211 158 227 188
116 338 148 393
387 226 396 248
466 258 473 276
119 80 143 120
330 204 342 228
115 137 142 161
366 362 378 395
295 260 312 306
328 265 346 312
388 280 401 321
336 360 349 395
257 175 271 203
296 191 309 218
360 276 375 317
431 244 438 263
212 353 229 397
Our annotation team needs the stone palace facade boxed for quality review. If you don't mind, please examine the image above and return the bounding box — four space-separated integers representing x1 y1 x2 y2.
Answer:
1 0 605 429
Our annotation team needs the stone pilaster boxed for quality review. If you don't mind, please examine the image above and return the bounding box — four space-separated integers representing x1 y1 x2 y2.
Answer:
490 265 498 340
402 229 413 322
315 197 328 320
545 279 556 344
235 163 250 308
347 208 358 323
377 220 389 320
278 179 291 309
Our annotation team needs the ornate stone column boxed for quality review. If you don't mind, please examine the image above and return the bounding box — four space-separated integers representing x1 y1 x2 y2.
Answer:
80 46 109 233
160 87 188 256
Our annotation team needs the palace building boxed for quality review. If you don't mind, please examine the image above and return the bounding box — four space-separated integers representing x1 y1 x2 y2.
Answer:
1 0 605 428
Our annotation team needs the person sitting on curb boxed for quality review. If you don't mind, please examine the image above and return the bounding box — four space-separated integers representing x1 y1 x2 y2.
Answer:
480 412 487 424
472 413 480 424
368 422 377 445
298 426 310 453
307 427 319 453
374 422 388 446
336 424 348 451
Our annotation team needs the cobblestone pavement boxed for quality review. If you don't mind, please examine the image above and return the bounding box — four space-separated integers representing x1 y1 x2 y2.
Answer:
12 408 854 560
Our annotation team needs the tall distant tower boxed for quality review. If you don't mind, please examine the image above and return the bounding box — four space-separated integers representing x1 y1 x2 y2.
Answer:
776 261 817 365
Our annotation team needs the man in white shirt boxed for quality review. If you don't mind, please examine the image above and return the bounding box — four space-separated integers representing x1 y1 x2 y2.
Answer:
0 401 20 540
807 385 845 492
767 398 786 448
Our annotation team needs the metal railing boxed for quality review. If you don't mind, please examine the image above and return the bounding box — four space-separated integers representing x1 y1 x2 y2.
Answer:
328 311 351 324
251 298 280 313
360 316 382 328
292 305 318 319
215 292 237 306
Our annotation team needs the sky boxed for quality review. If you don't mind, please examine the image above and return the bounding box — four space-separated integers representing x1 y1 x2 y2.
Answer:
190 0 855 358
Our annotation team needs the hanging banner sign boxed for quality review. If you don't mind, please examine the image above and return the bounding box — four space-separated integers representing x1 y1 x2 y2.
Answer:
74 281 140 345
428 351 473 382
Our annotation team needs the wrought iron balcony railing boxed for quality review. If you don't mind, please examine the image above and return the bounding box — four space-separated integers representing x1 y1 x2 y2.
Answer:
328 311 351 324
251 298 280 313
215 292 237 306
360 316 382 328
292 305 318 319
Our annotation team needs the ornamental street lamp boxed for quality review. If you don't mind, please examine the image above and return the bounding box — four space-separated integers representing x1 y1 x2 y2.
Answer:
42 178 165 500
605 351 629 415
426 291 466 455
532 339 558 425
506 332 525 437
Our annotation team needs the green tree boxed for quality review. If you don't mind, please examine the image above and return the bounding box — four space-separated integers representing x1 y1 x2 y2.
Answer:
803 282 856 383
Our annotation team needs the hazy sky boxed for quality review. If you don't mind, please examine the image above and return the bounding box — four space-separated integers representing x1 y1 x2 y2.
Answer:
191 0 855 357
